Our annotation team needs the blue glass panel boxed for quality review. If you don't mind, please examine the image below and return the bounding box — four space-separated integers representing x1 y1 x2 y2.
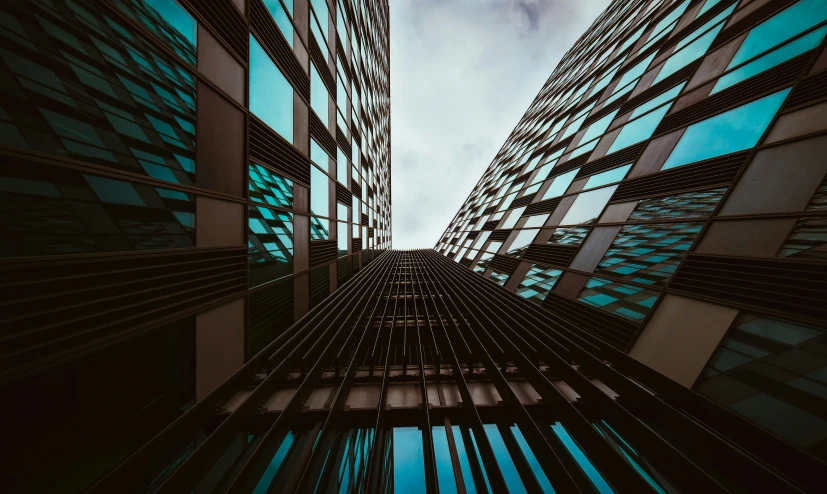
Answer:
630 82 686 119
560 185 617 225
662 89 789 170
337 221 348 257
729 0 827 68
263 0 293 48
115 0 196 64
433 427 458 494
675 4 736 52
452 426 479 494
248 207 293 287
696 0 722 18
593 422 667 494
583 164 631 190
469 429 493 494
510 426 556 493
253 433 294 494
577 110 620 149
311 63 330 128
507 229 539 258
337 147 349 185
250 36 294 142
777 217 827 260
551 423 613 494
615 53 656 93
249 164 294 208
714 26 827 94
311 139 331 168
629 188 726 221
607 105 670 154
653 20 725 84
483 425 525 494
578 277 659 321
595 223 703 286
310 165 330 217
516 264 564 304
393 427 426 494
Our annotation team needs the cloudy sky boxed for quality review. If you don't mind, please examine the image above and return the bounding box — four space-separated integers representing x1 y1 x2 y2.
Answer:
389 0 613 248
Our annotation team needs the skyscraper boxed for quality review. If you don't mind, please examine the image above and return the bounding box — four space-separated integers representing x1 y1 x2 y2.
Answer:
438 0 827 469
0 0 389 490
1 0 826 492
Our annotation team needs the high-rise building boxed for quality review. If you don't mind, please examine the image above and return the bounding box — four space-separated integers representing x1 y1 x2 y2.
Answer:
0 0 389 490
437 0 827 469
2 0 826 492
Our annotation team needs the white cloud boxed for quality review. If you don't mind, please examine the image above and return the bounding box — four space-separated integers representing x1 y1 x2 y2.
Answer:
390 0 613 248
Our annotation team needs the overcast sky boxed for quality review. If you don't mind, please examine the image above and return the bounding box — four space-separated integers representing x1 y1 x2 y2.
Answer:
389 0 613 248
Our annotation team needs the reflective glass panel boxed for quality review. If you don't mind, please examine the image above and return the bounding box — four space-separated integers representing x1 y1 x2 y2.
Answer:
607 105 670 154
516 264 564 304
310 165 330 217
262 0 293 47
583 164 631 190
662 89 789 170
629 188 725 221
250 36 294 142
249 164 294 208
560 185 617 225
311 63 330 128
248 207 293 287
541 169 579 200
578 277 659 320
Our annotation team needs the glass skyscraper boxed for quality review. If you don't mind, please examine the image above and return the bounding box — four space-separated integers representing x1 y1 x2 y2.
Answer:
1 0 826 492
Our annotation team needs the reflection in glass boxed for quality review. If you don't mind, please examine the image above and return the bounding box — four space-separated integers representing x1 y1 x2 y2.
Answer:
250 36 294 142
393 427 426 494
607 106 670 154
517 264 563 304
629 188 725 221
560 186 617 225
248 206 293 287
583 164 631 190
541 169 579 200
249 164 293 208
578 277 659 320
661 89 789 170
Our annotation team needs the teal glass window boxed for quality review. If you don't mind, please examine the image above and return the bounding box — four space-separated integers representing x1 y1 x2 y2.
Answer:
488 269 510 286
337 147 349 185
629 188 726 221
310 165 330 217
713 25 827 94
777 217 827 260
583 164 631 190
311 139 331 169
310 216 330 240
510 426 555 493
311 63 330 128
547 227 589 245
595 223 702 286
432 427 459 494
593 421 669 493
516 264 564 304
337 221 348 257
114 0 196 64
483 425 525 494
248 206 293 287
662 88 790 170
630 82 686 119
262 0 294 48
607 105 670 154
250 36 294 142
638 0 690 54
249 164 293 208
393 427 426 494
451 426 480 494
502 207 527 229
696 0 722 18
0 167 195 257
560 185 617 225
694 313 827 461
578 277 659 320
728 0 827 68
571 110 619 158
337 202 349 222
506 228 539 257
541 168 579 200
653 6 732 84
524 214 550 228
551 423 612 493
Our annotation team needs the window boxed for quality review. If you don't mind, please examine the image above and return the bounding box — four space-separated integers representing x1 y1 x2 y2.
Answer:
695 313 827 461
516 264 564 304
653 4 735 84
337 147 349 185
630 82 685 119
607 105 670 154
501 207 527 229
541 168 579 200
595 223 702 286
728 0 827 68
115 0 196 64
777 217 827 260
311 62 330 128
661 89 790 170
310 165 330 217
629 188 726 221
506 229 539 257
337 221 348 257
713 26 827 94
248 206 293 287
262 0 294 47
577 277 659 320
583 164 631 190
249 164 293 208
250 36 294 142
570 110 619 158
560 185 617 225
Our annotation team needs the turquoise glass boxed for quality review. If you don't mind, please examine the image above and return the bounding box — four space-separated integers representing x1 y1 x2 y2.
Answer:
337 147 349 185
607 105 670 154
696 0 721 18
614 53 656 93
674 4 735 52
311 139 330 167
714 25 827 94
560 185 618 225
578 109 619 147
310 165 329 217
482 425 525 494
654 22 725 84
662 88 790 170
250 36 294 142
432 427 458 494
541 168 579 200
729 0 827 68
511 426 556 493
583 164 631 190
630 82 685 119
551 423 612 493
263 0 293 47
507 229 539 257
253 433 294 494
393 427 426 494
452 426 479 494
311 63 330 128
